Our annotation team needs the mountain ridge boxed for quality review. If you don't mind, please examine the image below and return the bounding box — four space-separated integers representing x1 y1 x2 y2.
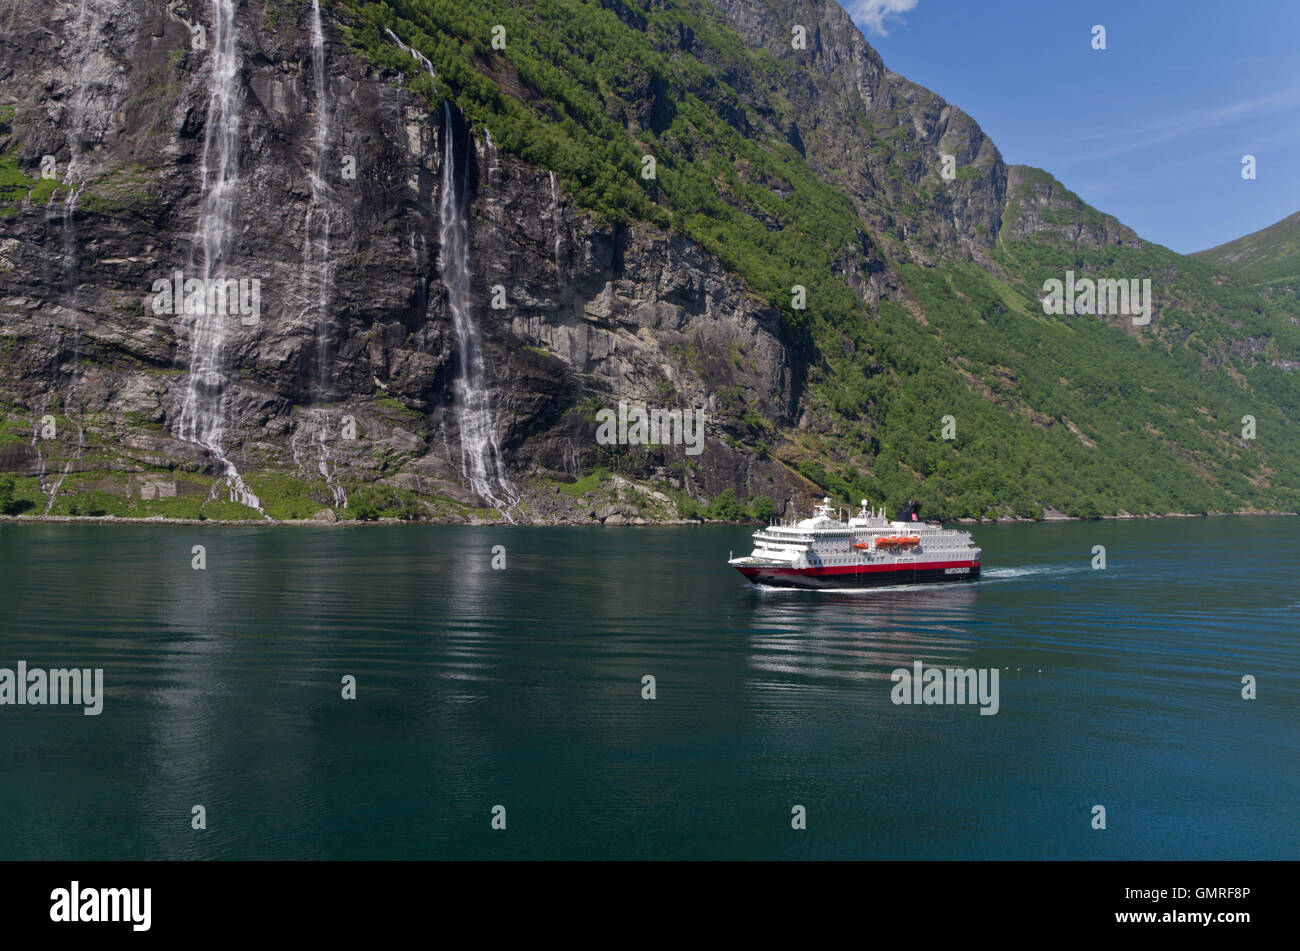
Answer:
1193 209 1300 293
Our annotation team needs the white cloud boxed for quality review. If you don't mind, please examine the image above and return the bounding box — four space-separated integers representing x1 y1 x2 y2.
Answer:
846 0 919 37
1061 87 1300 164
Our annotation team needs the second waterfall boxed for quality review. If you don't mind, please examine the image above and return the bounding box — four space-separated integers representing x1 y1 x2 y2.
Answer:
438 104 516 515
177 0 267 517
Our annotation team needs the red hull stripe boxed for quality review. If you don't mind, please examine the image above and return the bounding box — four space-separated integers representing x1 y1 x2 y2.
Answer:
738 560 979 577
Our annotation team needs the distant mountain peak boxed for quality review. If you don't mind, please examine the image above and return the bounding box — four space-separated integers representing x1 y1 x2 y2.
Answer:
1192 210 1300 289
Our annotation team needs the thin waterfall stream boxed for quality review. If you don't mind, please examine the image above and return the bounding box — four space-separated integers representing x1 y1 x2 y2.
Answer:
177 0 269 519
439 103 517 515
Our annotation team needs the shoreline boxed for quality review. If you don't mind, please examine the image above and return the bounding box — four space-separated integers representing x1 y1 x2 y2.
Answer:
1 510 1294 527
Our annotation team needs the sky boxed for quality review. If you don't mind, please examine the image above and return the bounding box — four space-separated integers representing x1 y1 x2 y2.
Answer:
842 0 1300 254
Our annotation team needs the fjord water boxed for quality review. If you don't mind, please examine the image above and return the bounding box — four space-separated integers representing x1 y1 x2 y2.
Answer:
0 518 1295 860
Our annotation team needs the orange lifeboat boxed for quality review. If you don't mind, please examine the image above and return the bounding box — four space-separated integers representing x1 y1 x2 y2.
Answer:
852 541 871 550
875 536 900 546
898 535 921 546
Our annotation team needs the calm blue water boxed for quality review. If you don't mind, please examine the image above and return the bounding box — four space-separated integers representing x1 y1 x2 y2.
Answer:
0 518 1296 859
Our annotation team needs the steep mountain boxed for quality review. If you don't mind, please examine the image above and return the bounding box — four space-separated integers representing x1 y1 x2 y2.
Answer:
0 0 1297 523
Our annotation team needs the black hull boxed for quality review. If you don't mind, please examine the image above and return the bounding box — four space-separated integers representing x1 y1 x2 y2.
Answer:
737 563 980 590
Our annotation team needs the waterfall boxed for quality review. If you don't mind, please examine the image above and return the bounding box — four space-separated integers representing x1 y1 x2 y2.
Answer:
548 170 564 281
291 414 347 511
43 0 104 514
296 0 347 511
177 0 268 518
483 128 502 224
62 0 91 297
384 27 437 79
29 401 48 498
564 440 581 479
61 0 98 293
304 0 332 393
317 421 346 509
382 29 515 515
439 103 516 514
42 427 85 515
483 129 500 184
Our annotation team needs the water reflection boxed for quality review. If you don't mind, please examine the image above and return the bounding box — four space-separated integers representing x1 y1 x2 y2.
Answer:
744 582 980 683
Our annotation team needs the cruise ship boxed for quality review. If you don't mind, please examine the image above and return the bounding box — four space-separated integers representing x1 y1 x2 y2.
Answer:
728 498 980 589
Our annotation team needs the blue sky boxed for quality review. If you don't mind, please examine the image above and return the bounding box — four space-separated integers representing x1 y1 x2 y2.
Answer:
843 0 1300 254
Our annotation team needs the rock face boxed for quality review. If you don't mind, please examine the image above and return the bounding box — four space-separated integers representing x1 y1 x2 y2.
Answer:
0 0 817 519
704 0 1006 264
0 1 1285 521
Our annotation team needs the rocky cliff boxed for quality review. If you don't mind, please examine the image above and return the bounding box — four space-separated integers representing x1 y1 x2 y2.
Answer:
0 0 812 521
0 0 1296 522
